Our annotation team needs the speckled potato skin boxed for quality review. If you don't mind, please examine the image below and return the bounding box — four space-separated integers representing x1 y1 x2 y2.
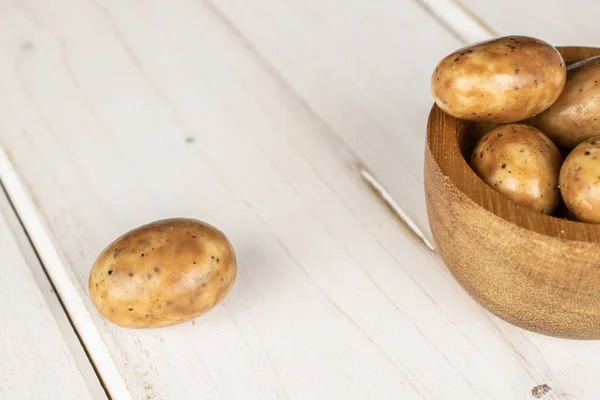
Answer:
534 56 600 148
432 36 566 123
559 137 600 223
470 124 562 214
88 218 236 328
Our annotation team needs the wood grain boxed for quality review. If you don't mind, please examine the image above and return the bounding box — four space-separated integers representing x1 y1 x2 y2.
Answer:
2 0 600 399
458 0 600 47
425 47 600 339
0 187 102 400
0 1 479 398
417 5 600 390
207 0 466 239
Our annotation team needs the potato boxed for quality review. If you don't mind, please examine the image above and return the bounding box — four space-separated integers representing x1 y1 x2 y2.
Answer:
88 218 236 328
470 124 562 214
559 137 600 223
534 56 600 148
432 36 566 123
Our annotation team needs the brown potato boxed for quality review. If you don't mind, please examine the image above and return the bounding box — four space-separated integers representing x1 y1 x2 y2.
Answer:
88 218 236 328
559 137 600 223
432 36 566 123
470 124 562 214
534 56 600 148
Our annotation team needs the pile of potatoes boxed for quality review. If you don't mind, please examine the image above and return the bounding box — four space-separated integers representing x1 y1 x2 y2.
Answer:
431 35 600 223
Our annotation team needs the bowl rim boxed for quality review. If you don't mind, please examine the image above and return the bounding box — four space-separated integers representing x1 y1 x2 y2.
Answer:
426 46 600 244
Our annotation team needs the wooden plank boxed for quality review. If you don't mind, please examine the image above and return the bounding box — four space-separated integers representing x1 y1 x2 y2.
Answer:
201 0 462 239
0 186 102 400
457 0 599 46
421 2 600 398
0 0 595 399
190 1 600 399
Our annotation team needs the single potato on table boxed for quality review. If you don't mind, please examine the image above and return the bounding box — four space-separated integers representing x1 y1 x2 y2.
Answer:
535 56 600 148
89 218 236 328
470 124 562 214
432 36 566 123
560 137 600 223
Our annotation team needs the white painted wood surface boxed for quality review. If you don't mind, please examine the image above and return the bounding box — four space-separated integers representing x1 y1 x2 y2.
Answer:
0 0 600 399
459 0 600 46
0 186 104 400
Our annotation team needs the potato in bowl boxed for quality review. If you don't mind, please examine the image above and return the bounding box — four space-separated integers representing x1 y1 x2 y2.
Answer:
431 36 566 123
426 43 600 339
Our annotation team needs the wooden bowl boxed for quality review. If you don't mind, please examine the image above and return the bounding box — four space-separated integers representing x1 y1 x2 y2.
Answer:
424 46 600 339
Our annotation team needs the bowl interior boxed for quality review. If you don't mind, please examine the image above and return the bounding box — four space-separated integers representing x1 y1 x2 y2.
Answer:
427 46 600 244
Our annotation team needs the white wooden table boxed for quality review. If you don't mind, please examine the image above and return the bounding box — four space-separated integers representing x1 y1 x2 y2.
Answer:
1 1 599 399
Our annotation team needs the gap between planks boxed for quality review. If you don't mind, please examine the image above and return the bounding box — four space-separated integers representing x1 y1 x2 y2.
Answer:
351 0 496 250
0 144 132 400
413 0 497 43
0 181 109 399
379 0 496 247
359 167 435 251
0 0 495 317
0 2 497 396
198 0 498 253
200 0 442 253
